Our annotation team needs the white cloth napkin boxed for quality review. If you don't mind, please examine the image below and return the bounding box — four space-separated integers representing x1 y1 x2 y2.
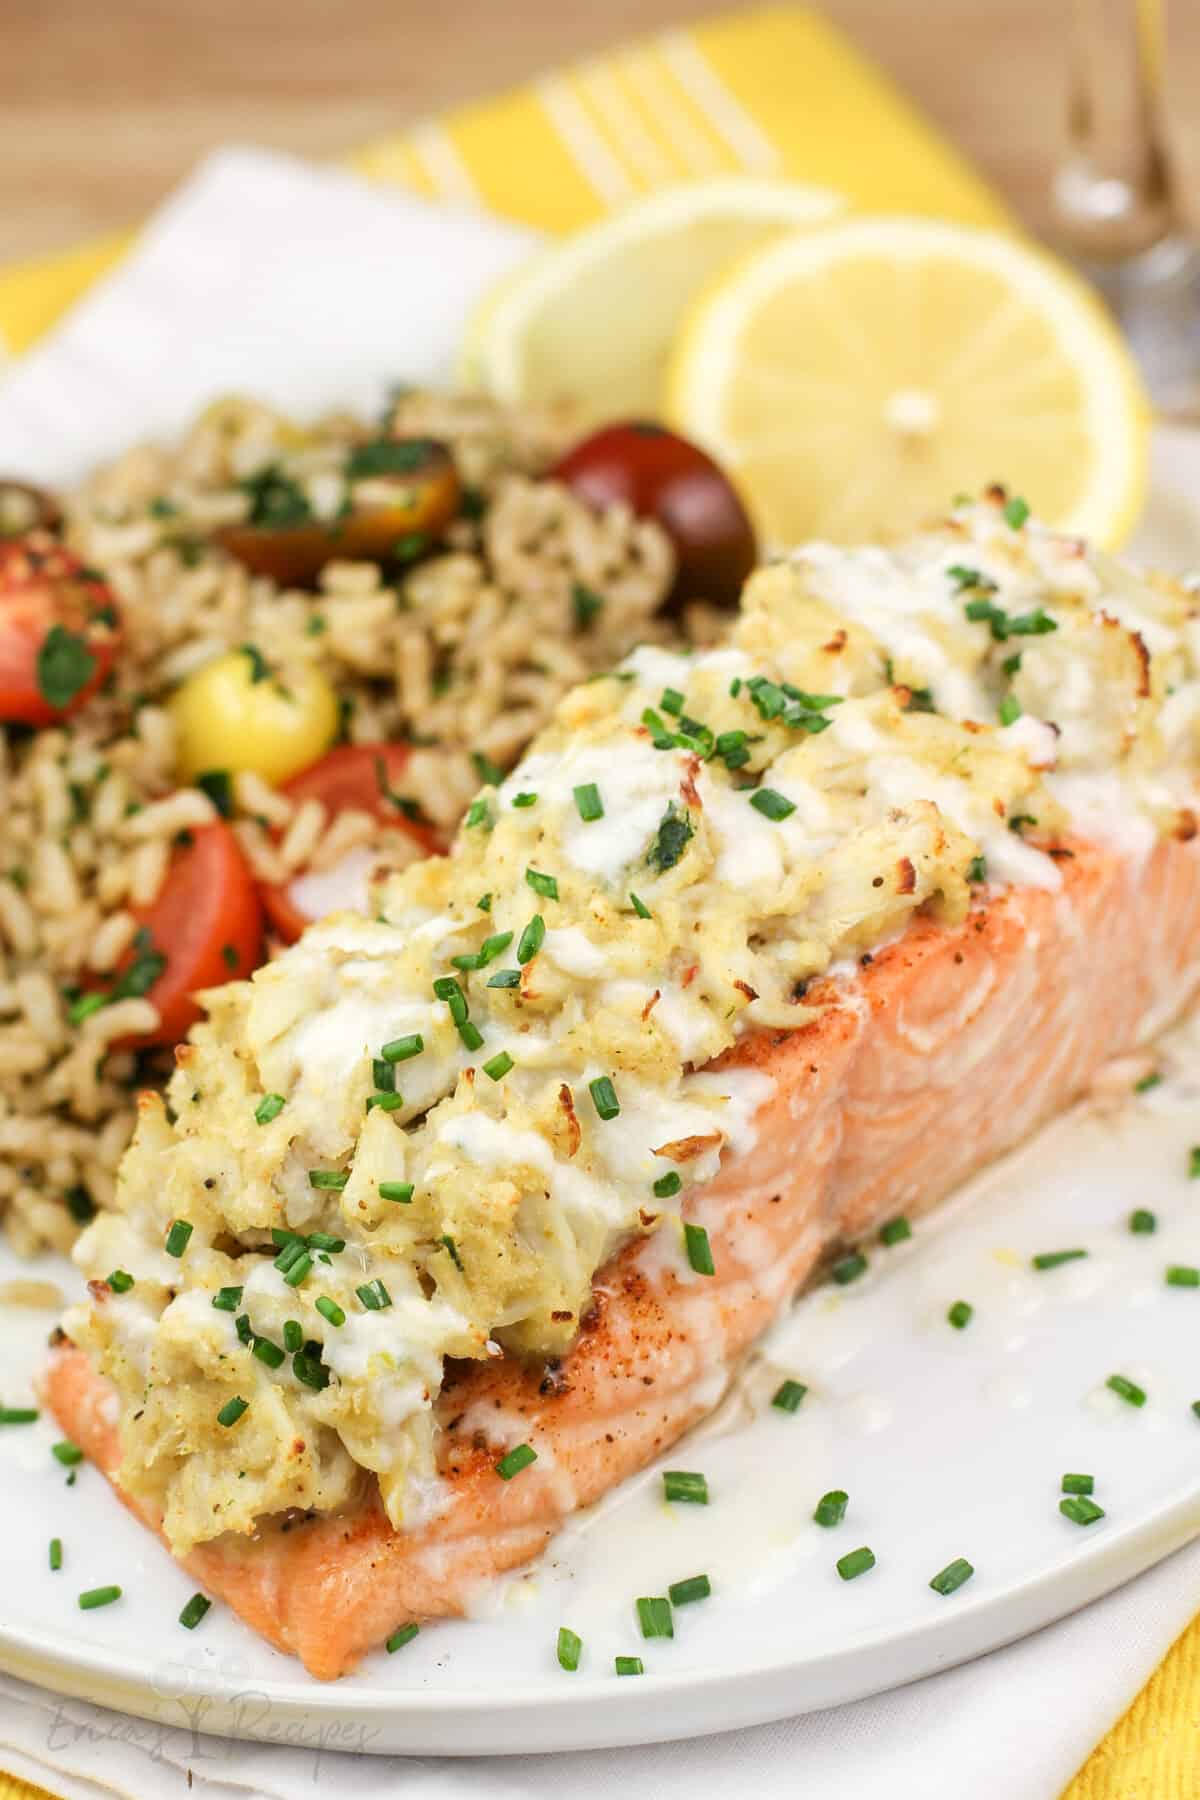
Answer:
0 146 539 484
0 146 1196 1800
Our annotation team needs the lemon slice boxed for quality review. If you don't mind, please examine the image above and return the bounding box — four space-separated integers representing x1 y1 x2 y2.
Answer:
668 216 1149 549
463 177 842 424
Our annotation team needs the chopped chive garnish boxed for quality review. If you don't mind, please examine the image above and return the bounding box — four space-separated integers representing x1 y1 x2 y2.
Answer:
496 1443 537 1480
929 1558 974 1596
386 1623 420 1654
252 1336 285 1369
308 1169 349 1191
49 1538 62 1571
517 914 545 964
379 1181 414 1204
1134 1071 1162 1093
274 1238 307 1276
629 892 651 919
1188 1146 1200 1179
511 792 538 809
660 687 685 716
482 1050 514 1081
255 1093 286 1125
107 1269 134 1293
1167 1265 1200 1288
477 893 492 912
653 1170 682 1198
292 1350 329 1391
217 1396 248 1427
367 1091 404 1112
879 1217 911 1247
967 854 987 883
78 1586 122 1611
457 1020 484 1052
356 1280 392 1311
557 1626 582 1671
282 1251 313 1287
525 867 559 900
372 1058 396 1093
1032 1249 1087 1270
998 694 1021 726
836 1547 876 1581
615 1656 644 1676
179 1593 211 1630
1130 1209 1157 1234
1106 1374 1146 1407
947 1300 973 1330
1060 1495 1105 1526
589 1075 620 1120
52 1441 83 1466
772 1379 807 1413
663 1470 708 1505
1003 495 1030 529
831 1251 868 1286
440 1234 464 1271
0 1407 38 1424
668 1574 711 1606
465 799 489 829
684 1222 715 1276
472 751 503 786
636 1596 673 1639
1062 1473 1094 1495
307 1231 345 1253
1192 1401 1200 1421
279 1320 302 1354
316 1295 346 1328
164 1219 193 1257
433 975 468 1022
750 787 796 822
488 968 521 989
235 1313 252 1345
452 931 513 971
573 783 604 822
814 1490 848 1528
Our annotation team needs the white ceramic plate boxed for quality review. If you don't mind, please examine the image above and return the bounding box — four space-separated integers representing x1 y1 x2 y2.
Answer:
1 427 1200 1757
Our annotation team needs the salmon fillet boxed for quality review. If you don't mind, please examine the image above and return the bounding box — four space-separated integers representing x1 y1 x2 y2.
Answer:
45 832 1200 1678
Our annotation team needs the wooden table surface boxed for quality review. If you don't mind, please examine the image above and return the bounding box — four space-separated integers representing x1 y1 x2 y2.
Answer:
0 0 1067 267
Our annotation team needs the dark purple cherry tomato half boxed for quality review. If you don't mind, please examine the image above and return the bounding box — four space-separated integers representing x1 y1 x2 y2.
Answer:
551 421 757 609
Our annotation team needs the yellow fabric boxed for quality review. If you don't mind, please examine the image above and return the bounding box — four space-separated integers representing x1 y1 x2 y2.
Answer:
0 7 1185 1795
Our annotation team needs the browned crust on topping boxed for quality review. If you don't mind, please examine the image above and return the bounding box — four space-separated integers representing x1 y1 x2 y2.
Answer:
641 989 661 1021
651 1131 723 1163
733 978 758 1002
557 1082 581 1158
1178 808 1198 842
680 754 702 811
896 857 917 895
822 629 847 654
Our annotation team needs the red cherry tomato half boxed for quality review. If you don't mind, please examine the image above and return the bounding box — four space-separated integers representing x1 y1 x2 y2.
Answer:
551 421 757 609
260 743 443 944
110 822 264 1048
0 533 121 726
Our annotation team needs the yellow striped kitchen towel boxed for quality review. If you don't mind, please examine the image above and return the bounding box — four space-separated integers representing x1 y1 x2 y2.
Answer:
0 8 1193 1799
0 5 1008 358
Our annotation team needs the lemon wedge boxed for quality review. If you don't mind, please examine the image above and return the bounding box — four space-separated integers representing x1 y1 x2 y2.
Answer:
668 216 1150 549
463 177 842 424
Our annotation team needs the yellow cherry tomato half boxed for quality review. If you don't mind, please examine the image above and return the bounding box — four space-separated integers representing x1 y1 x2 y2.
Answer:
170 646 340 786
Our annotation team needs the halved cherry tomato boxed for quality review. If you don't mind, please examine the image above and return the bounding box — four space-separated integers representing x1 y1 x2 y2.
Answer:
551 421 757 609
109 822 264 1047
260 743 443 944
214 439 461 589
0 533 121 726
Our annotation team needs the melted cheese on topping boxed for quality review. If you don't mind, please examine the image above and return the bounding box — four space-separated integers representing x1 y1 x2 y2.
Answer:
69 495 1200 1552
